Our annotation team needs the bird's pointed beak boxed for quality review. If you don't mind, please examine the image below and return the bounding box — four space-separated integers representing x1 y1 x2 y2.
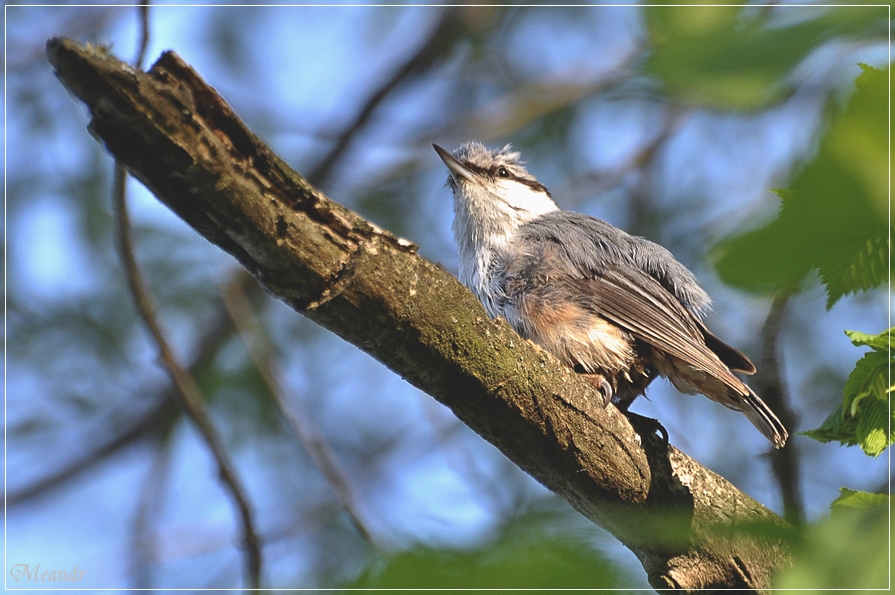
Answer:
433 144 475 184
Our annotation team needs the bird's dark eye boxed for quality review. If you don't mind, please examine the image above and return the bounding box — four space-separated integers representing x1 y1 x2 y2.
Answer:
497 167 510 178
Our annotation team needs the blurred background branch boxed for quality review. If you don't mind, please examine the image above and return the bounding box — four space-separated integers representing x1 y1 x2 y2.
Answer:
219 273 381 551
755 289 805 526
115 169 262 589
109 5 261 589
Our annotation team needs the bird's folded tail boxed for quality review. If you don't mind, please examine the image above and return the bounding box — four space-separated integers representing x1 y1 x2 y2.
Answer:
738 387 788 449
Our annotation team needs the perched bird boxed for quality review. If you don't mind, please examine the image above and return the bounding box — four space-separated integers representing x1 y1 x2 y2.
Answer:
434 141 788 448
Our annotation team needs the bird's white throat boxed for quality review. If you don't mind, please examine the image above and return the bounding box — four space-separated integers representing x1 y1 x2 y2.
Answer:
451 178 558 315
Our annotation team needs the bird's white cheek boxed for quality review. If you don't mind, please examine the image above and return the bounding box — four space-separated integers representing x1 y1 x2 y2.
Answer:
494 180 558 217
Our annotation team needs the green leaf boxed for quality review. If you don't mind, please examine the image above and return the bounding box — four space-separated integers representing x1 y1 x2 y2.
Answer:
843 349 890 413
801 403 858 446
821 235 889 308
775 502 888 589
714 65 890 306
845 328 893 351
854 396 891 457
803 328 895 456
830 487 889 510
644 5 887 110
348 512 622 589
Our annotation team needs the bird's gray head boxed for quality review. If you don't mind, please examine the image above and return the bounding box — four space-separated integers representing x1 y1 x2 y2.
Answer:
433 142 558 246
434 141 559 302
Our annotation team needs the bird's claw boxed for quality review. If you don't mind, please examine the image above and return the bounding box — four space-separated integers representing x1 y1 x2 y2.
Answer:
623 411 669 449
581 373 614 408
598 378 613 408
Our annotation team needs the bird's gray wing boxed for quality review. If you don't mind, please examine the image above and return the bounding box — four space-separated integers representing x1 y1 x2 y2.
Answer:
575 267 744 389
512 214 745 388
625 234 712 317
531 211 713 316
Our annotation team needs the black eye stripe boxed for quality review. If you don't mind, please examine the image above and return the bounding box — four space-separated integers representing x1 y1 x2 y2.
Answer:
517 178 552 197
460 161 489 177
458 160 552 198
465 162 515 180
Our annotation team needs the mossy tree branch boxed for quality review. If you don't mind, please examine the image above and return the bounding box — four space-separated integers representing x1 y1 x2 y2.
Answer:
47 37 791 592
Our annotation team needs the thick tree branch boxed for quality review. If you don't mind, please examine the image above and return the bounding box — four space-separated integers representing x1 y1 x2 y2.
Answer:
47 37 792 592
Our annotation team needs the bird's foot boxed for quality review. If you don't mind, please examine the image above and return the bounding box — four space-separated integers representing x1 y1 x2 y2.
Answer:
623 411 669 449
582 374 613 408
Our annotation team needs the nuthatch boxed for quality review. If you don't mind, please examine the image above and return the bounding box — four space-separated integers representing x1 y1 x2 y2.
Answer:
434 141 788 449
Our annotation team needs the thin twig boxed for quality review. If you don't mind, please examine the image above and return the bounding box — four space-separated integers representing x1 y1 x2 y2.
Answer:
114 166 262 591
134 2 150 68
113 5 261 588
757 290 805 525
9 298 236 505
113 166 262 590
307 7 454 187
431 43 642 146
556 104 689 210
219 274 381 550
8 395 174 506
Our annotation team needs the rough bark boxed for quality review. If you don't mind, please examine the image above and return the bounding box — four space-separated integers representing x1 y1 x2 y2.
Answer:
46 37 792 592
